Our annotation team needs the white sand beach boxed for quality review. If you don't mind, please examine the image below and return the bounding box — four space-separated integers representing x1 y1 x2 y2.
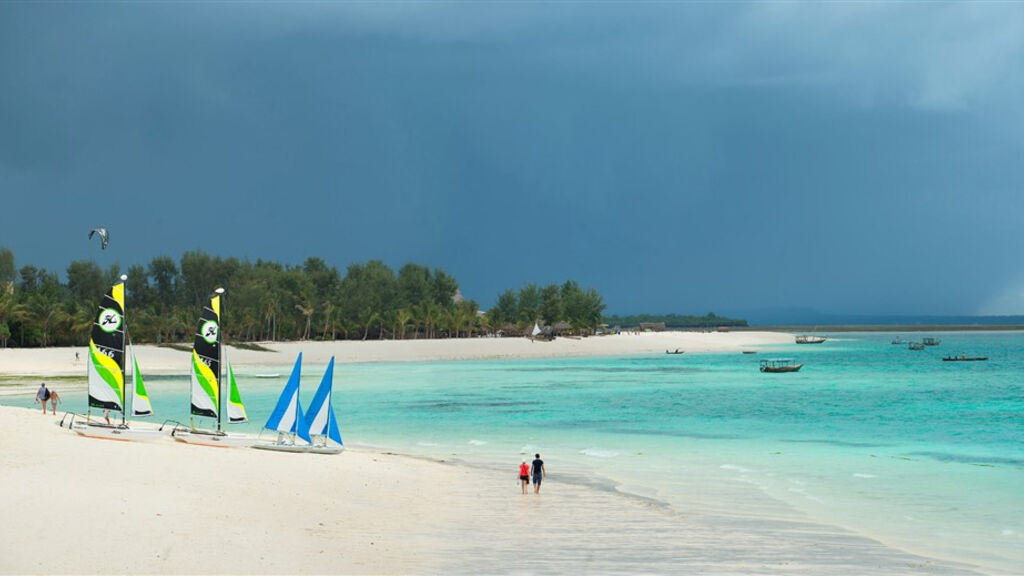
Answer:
0 331 794 377
0 405 978 575
0 333 983 574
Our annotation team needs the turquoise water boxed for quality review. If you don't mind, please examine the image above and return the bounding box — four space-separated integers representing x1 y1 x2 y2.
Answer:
8 331 1023 572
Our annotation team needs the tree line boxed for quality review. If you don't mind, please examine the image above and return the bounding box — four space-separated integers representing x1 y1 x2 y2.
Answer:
0 248 606 347
602 312 747 329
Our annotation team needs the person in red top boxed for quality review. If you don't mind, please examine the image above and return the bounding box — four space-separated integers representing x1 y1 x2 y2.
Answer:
518 459 530 494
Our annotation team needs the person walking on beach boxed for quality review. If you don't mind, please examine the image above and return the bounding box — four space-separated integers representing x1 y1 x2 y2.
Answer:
48 390 61 415
519 459 531 494
35 383 50 414
530 453 546 494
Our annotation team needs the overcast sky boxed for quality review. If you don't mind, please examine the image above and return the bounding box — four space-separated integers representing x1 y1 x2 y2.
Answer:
2 2 1023 316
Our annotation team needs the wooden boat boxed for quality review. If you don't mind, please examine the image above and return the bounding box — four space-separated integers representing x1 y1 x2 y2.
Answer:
942 355 988 362
665 349 685 355
922 337 941 346
795 335 826 344
741 350 757 354
908 342 925 351
760 359 803 373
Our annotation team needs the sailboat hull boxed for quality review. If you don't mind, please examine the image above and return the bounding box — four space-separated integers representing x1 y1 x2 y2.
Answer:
171 429 257 448
250 442 344 454
308 445 345 455
68 420 167 442
251 442 313 453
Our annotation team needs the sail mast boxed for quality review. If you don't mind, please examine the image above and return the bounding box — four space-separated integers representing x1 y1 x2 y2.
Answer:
215 287 225 432
120 274 128 427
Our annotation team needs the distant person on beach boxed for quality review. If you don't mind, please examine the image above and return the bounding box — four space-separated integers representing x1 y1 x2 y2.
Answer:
103 409 112 425
48 390 61 415
519 459 530 494
35 383 50 414
75 351 80 362
530 453 546 494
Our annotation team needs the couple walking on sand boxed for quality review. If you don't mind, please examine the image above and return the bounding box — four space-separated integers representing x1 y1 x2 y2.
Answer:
35 383 61 415
519 453 546 494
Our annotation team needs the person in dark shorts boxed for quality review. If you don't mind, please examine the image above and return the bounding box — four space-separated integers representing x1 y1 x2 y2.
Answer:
35 383 50 414
518 459 530 494
530 453 546 494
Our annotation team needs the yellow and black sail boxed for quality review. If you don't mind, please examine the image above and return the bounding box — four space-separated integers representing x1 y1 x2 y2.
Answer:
87 281 126 411
189 295 221 419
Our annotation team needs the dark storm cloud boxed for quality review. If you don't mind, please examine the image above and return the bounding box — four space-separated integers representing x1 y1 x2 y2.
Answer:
1 2 1022 315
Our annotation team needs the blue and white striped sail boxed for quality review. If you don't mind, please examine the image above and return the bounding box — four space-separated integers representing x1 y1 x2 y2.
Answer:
263 353 304 435
299 356 343 446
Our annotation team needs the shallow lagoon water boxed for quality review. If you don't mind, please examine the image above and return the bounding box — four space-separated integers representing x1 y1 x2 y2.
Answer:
10 331 1023 572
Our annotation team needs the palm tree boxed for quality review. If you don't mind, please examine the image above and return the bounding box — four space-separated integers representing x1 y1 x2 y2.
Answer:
295 304 313 340
0 294 27 348
263 298 277 341
30 295 69 347
320 301 333 340
359 309 378 341
395 308 413 340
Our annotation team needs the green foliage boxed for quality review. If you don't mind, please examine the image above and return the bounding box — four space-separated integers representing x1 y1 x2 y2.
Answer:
485 280 606 334
0 247 546 346
0 248 15 285
0 246 611 347
602 312 748 329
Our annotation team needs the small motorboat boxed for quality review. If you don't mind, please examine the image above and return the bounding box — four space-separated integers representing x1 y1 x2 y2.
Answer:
795 335 826 344
891 336 906 345
760 359 803 373
665 349 685 355
922 337 941 346
908 342 926 351
741 350 757 354
942 354 988 362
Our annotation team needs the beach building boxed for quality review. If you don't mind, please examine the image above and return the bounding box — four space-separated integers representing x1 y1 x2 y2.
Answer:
638 322 667 332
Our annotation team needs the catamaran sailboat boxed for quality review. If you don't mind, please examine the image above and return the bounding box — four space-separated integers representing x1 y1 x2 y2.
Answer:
252 354 344 454
300 356 344 455
170 288 254 448
252 353 308 452
62 275 164 441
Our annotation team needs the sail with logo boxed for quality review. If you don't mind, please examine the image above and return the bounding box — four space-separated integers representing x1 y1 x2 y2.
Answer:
86 280 127 413
189 294 222 420
170 288 253 447
64 275 164 441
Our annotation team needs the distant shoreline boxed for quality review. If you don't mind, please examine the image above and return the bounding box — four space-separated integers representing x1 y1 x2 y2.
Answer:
733 324 1024 333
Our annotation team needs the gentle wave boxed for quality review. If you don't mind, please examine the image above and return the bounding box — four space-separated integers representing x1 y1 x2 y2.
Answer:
579 448 620 458
720 464 750 473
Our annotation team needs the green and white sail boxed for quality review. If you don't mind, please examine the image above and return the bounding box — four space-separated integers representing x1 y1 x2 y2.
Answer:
130 343 152 417
225 359 248 423
88 281 126 412
190 294 221 420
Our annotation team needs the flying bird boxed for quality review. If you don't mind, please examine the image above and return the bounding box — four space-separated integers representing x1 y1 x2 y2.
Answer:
88 227 109 250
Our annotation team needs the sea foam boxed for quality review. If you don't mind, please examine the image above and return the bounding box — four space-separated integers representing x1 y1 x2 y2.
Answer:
579 448 619 458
